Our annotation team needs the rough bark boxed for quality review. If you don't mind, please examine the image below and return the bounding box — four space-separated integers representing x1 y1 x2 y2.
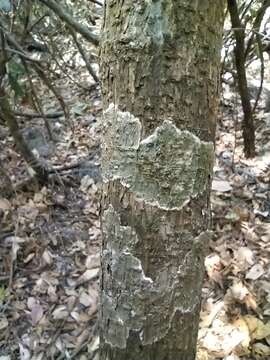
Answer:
227 0 255 158
99 1 225 359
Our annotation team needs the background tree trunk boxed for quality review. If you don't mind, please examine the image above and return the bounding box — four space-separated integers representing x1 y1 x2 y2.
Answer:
99 1 225 359
0 91 49 184
227 0 256 158
0 158 13 198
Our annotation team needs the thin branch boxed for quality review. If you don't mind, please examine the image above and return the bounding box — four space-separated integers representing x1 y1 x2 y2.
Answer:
244 0 270 59
89 0 103 6
33 63 69 120
39 0 99 46
22 58 54 140
68 26 99 83
14 110 64 119
0 19 41 63
4 46 41 62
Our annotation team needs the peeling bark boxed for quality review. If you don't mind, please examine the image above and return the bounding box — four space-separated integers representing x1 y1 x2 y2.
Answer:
99 1 225 359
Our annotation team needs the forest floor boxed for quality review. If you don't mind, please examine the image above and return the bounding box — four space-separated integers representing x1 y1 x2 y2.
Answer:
1 50 270 360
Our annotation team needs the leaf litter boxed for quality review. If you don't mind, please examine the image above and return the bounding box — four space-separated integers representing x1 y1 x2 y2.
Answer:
0 38 101 358
198 64 270 360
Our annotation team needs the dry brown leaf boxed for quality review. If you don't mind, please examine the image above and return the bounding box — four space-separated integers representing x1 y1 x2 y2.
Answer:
224 355 240 360
201 322 246 357
0 317 8 330
234 247 254 271
76 268 99 285
244 315 270 340
79 292 93 307
52 306 69 320
24 253 35 264
233 317 251 350
30 304 44 326
85 254 100 269
212 179 232 192
200 300 224 328
229 281 249 302
252 342 270 357
42 250 53 265
5 236 26 261
0 198 11 211
246 264 264 281
19 343 31 360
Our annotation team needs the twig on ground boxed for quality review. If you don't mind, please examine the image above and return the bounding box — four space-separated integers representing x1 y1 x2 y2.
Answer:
14 111 64 119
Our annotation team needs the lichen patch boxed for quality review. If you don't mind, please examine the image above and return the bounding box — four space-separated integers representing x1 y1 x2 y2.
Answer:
102 104 214 209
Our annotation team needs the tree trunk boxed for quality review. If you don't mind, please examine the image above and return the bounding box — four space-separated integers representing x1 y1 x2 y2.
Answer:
227 0 256 158
0 90 49 184
0 158 14 198
99 1 225 359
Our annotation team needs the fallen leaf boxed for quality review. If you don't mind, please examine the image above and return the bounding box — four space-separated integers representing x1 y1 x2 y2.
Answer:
0 198 11 211
19 343 31 360
0 317 8 330
30 304 44 326
85 254 100 269
234 247 254 270
42 250 53 265
200 300 224 328
79 292 93 307
76 268 99 285
201 323 246 357
212 179 232 192
233 317 251 350
252 342 270 356
5 236 26 261
244 315 270 340
52 306 69 320
229 281 249 302
246 264 264 280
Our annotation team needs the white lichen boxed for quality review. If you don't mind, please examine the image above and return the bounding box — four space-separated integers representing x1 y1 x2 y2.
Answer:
102 104 214 209
101 206 208 348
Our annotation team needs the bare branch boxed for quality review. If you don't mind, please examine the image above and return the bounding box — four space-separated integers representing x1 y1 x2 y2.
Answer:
14 111 64 119
39 0 99 46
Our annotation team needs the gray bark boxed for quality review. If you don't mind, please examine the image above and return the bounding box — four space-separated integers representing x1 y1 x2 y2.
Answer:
99 1 225 359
